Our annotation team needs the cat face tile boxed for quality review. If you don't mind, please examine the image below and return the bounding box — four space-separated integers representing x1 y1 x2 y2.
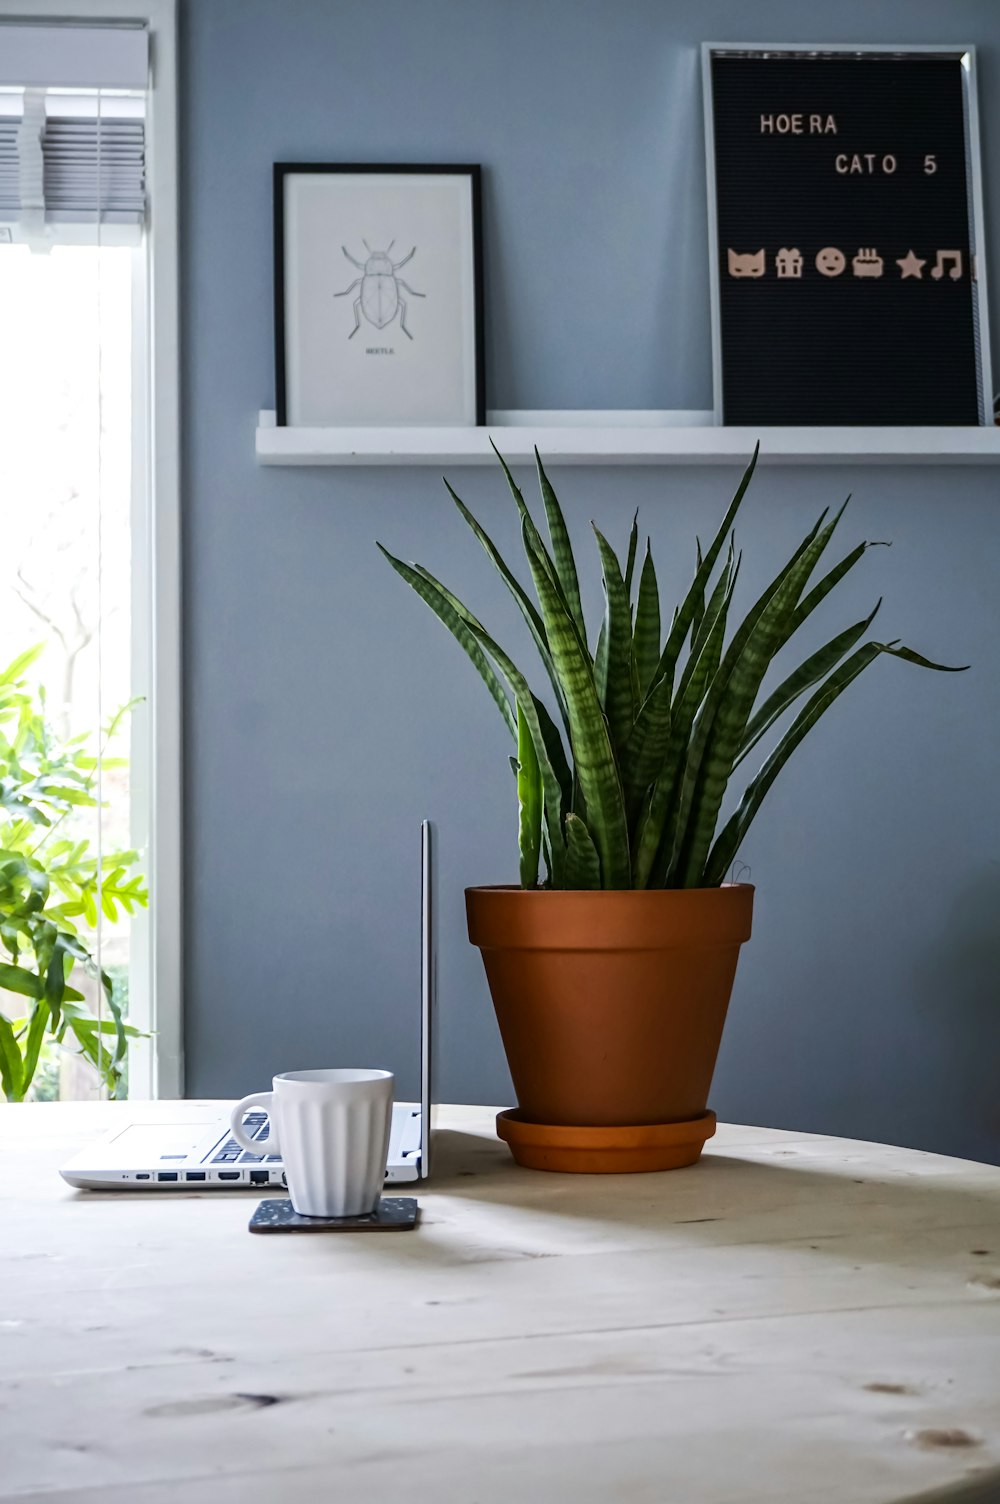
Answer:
727 248 765 278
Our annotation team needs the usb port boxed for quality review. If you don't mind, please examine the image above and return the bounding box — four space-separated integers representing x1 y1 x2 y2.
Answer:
249 1170 269 1185
185 1171 206 1182
135 1172 150 1180
157 1171 178 1182
218 1171 241 1181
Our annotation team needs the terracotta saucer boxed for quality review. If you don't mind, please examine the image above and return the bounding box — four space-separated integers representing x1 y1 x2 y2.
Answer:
495 1109 717 1174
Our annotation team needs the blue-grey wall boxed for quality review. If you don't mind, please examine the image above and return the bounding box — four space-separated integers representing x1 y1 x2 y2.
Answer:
180 0 1000 1164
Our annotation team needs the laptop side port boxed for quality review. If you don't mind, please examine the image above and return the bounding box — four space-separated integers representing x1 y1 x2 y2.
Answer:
218 1171 241 1181
157 1172 178 1182
249 1170 269 1185
185 1171 206 1182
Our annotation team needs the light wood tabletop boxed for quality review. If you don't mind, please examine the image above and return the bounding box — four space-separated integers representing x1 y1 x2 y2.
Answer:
3 1101 1000 1504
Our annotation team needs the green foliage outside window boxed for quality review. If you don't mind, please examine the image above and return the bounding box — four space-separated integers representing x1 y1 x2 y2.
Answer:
0 646 148 1101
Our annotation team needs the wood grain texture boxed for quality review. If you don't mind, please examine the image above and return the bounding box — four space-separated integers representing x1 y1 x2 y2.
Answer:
2 1102 999 1503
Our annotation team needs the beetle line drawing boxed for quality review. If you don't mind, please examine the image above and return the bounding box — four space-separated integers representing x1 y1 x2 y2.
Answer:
334 240 425 340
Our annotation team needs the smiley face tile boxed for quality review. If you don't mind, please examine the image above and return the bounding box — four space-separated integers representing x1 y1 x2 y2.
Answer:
815 247 846 277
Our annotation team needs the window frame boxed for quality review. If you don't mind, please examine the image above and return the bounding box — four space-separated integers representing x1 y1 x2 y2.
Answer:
0 0 181 1097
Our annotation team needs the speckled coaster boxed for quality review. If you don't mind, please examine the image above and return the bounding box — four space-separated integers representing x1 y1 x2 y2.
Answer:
249 1196 419 1234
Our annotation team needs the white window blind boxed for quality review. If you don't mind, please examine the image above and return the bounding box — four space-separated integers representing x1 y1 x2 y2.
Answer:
0 25 147 235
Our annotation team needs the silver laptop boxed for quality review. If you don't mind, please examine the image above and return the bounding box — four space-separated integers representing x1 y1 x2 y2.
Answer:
61 822 436 1192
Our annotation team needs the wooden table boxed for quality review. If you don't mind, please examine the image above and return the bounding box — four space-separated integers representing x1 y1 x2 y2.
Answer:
3 1103 1000 1504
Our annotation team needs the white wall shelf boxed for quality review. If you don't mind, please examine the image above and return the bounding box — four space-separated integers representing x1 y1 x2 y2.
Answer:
255 410 1000 467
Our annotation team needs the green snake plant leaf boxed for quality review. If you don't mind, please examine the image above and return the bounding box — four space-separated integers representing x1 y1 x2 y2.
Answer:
624 511 639 598
624 512 641 706
706 642 884 885
764 510 886 665
392 541 571 876
621 672 671 830
446 481 571 739
650 442 759 695
876 644 968 672
690 540 706 640
564 812 602 889
661 513 829 881
490 441 567 610
489 436 530 518
0 1012 24 1101
593 525 635 752
529 695 573 818
735 602 882 770
703 641 967 886
425 582 572 821
403 558 520 728
516 701 542 889
535 448 587 644
633 544 661 698
673 545 737 710
446 480 547 646
520 516 631 888
673 506 851 886
463 615 567 886
593 621 607 700
783 537 886 639
411 562 498 641
377 545 516 739
624 548 735 847
539 825 554 886
632 558 738 888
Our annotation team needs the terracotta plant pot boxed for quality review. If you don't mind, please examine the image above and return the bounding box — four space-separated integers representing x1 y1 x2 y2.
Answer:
466 884 753 1173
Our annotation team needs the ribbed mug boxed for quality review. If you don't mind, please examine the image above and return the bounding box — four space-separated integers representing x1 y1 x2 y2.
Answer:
230 1068 394 1217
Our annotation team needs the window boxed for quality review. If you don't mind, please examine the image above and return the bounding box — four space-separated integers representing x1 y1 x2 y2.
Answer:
0 6 179 1102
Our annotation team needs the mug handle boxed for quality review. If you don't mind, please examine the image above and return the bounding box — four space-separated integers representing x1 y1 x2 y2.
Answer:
229 1091 278 1154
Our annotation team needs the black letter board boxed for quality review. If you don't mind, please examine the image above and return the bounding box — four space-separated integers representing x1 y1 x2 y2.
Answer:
704 47 990 426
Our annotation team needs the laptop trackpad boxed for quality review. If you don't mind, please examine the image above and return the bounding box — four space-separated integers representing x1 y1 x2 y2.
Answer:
106 1122 218 1159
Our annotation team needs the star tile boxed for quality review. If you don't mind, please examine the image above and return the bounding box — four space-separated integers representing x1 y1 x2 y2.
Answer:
896 249 926 280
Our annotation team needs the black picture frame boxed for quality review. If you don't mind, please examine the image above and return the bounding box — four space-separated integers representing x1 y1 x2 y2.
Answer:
273 162 485 428
703 45 991 427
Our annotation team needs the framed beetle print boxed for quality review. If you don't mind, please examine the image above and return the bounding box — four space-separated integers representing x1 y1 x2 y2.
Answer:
274 163 485 427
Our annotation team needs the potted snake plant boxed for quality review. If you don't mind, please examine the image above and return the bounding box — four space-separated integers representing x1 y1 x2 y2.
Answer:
379 445 962 1173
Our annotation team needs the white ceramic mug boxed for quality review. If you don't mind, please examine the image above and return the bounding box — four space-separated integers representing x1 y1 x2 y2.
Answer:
230 1068 394 1218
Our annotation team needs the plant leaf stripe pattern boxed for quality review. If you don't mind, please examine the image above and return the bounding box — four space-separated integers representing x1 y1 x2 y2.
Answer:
520 517 631 890
592 525 635 756
516 700 542 890
380 447 964 889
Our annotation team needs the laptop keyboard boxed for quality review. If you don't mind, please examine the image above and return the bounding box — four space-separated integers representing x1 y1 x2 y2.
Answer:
210 1112 282 1165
